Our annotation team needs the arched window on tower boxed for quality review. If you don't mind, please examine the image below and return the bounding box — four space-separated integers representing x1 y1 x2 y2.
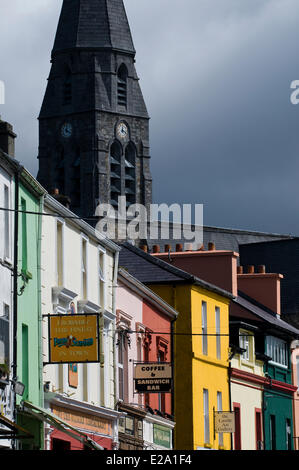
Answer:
117 64 128 107
110 140 122 208
63 67 72 105
125 142 136 207
71 147 81 208
56 148 65 195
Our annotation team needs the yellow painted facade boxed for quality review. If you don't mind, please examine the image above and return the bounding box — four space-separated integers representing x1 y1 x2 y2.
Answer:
148 283 231 450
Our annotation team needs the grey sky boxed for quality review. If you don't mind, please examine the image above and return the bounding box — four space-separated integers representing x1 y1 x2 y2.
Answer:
1 0 299 234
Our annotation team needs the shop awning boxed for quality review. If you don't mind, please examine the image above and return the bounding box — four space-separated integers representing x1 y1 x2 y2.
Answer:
21 401 104 450
0 413 34 440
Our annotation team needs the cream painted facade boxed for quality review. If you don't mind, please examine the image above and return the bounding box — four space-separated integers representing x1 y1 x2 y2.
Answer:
0 161 14 448
41 194 121 449
230 330 265 450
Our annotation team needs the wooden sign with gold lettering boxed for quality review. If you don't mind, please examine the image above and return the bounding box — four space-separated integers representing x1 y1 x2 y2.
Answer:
49 314 99 364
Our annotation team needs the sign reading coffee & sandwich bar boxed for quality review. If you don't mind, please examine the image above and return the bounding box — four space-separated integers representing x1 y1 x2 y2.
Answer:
134 363 172 393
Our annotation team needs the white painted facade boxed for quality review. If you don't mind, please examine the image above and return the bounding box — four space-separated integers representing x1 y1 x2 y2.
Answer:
0 160 14 449
41 194 121 449
230 330 264 450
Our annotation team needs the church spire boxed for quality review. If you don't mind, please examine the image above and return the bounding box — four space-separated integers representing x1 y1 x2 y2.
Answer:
53 0 135 55
37 0 152 220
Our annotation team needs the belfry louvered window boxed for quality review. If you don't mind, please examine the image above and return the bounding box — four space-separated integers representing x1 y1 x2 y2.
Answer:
117 64 128 107
110 141 122 208
124 142 136 207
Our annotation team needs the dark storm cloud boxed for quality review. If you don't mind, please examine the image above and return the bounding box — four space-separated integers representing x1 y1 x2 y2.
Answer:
1 0 299 234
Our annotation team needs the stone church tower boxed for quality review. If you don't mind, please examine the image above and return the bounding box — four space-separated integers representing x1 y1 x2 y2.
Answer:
37 0 152 219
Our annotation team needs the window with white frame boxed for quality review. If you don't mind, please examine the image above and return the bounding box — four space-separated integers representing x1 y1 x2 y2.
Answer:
56 220 64 286
239 330 251 361
215 306 221 360
202 301 208 355
117 328 129 402
98 249 106 309
203 388 210 444
266 336 288 368
81 236 88 299
4 184 10 260
0 304 9 365
217 391 224 447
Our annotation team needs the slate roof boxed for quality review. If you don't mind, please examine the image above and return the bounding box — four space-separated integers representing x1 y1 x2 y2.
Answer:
53 0 135 54
118 242 234 300
146 223 292 254
239 238 299 319
234 294 299 338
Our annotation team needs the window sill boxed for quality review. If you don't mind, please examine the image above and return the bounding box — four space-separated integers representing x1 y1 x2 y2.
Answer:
240 359 255 370
204 443 212 449
4 257 12 267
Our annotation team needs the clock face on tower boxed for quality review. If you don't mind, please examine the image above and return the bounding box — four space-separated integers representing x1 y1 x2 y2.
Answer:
61 122 73 138
116 122 128 139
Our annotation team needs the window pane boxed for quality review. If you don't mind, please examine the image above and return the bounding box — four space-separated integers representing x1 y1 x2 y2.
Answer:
4 185 9 259
215 307 221 359
217 391 223 446
202 302 207 355
203 389 209 444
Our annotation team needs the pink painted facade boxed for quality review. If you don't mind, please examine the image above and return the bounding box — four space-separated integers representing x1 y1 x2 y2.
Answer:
115 268 177 449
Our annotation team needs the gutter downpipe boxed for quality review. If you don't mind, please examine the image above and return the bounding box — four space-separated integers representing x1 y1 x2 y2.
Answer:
228 361 233 451
12 166 21 450
112 250 119 449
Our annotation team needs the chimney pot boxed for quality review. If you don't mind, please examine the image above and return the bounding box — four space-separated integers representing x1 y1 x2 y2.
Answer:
247 265 255 274
165 244 171 253
208 242 215 251
257 265 266 274
176 244 183 252
140 245 148 253
153 245 160 253
237 266 243 274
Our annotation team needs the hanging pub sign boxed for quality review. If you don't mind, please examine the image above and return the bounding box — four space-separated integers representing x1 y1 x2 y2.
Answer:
134 362 173 393
46 314 100 364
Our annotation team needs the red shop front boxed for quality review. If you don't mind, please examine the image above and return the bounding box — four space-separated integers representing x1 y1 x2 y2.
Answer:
49 404 115 450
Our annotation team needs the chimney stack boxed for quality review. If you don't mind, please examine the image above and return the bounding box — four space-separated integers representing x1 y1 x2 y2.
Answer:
0 119 17 157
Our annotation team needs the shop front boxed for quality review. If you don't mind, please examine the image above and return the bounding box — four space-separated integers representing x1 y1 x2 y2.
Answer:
22 396 121 450
143 413 174 450
118 403 146 450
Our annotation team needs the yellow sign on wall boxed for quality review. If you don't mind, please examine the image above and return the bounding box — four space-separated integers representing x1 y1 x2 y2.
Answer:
49 314 99 363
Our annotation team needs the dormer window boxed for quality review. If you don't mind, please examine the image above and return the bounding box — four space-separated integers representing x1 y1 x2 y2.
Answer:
117 64 128 107
239 329 253 362
266 336 288 368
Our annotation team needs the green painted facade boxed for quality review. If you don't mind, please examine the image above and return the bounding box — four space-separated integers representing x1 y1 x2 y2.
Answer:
263 346 294 450
16 180 44 450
